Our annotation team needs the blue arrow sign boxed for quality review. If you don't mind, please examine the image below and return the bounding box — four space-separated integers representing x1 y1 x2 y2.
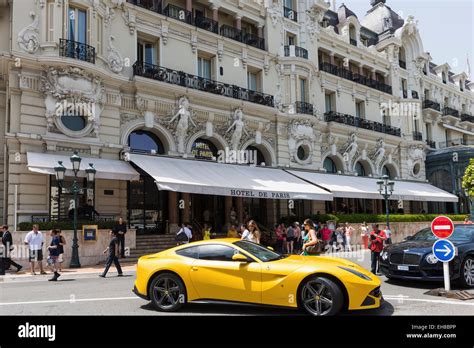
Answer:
432 239 456 262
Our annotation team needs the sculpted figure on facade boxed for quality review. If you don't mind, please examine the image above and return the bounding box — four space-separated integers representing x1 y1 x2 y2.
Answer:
169 96 196 154
18 12 40 54
267 2 282 27
107 36 124 73
288 120 315 163
407 144 425 178
372 138 386 175
226 108 248 151
343 133 358 171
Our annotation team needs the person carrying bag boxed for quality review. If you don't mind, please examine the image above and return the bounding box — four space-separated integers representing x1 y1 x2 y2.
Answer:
302 219 323 256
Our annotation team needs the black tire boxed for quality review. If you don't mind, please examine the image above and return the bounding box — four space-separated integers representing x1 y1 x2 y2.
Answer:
299 276 344 316
459 256 474 289
149 273 187 312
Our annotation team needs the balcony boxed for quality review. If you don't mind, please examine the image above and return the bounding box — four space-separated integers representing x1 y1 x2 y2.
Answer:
220 25 265 50
59 39 95 64
126 0 162 13
423 99 441 112
439 138 466 149
133 61 274 107
195 15 219 34
295 101 313 115
350 39 357 46
461 113 474 123
426 139 436 149
399 60 406 69
413 131 423 141
284 45 308 59
324 111 401 137
163 4 193 25
443 107 460 118
283 7 297 22
319 63 392 94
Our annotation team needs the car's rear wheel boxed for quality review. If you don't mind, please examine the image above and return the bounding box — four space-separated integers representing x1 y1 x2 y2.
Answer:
149 273 186 312
460 257 474 288
299 277 343 316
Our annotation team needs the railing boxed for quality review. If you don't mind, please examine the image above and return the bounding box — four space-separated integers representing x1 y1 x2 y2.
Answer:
439 139 466 149
163 4 193 25
461 113 474 123
423 99 441 111
443 107 460 117
126 0 162 13
194 14 219 34
399 60 406 69
324 111 401 137
59 39 95 64
219 25 265 50
243 31 265 50
295 101 313 115
319 62 393 94
284 45 308 59
283 6 298 22
426 139 436 148
413 131 423 141
350 38 357 46
133 61 274 107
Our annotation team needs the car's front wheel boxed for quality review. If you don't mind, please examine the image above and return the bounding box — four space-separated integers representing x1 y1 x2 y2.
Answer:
299 277 344 316
460 256 474 288
149 273 187 312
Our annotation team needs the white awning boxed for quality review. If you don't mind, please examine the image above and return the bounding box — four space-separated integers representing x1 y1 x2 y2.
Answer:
287 170 458 203
130 154 333 201
443 124 474 136
27 152 140 181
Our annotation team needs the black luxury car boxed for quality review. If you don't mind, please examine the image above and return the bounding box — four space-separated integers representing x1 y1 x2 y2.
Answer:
380 224 474 288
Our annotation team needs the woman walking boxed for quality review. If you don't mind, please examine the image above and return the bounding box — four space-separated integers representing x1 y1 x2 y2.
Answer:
247 220 261 244
47 229 61 281
57 230 66 272
301 219 320 256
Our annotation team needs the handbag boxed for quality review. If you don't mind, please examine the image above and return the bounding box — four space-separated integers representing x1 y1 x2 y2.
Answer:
305 240 323 255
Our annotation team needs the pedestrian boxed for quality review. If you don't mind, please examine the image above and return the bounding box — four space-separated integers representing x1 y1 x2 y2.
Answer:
464 217 473 224
281 223 287 252
335 224 345 251
81 199 100 220
274 224 284 253
320 224 332 250
240 223 250 240
57 230 66 272
114 217 127 258
344 222 354 252
1 225 22 272
293 222 302 254
384 224 392 245
247 220 261 244
47 229 61 281
369 224 387 275
227 224 238 238
99 230 123 278
302 219 321 256
24 224 46 275
176 223 192 245
286 223 295 254
360 222 369 249
202 223 211 240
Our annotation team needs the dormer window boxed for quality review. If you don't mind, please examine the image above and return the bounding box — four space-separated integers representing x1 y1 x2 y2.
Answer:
321 19 329 28
442 71 447 84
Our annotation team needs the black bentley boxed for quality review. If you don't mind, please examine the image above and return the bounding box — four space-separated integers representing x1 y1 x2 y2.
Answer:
380 224 474 288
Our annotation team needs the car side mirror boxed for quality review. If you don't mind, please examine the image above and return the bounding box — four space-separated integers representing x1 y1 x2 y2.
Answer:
232 253 249 262
267 246 274 251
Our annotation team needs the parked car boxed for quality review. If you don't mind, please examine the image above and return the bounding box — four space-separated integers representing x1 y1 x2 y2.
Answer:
380 224 474 288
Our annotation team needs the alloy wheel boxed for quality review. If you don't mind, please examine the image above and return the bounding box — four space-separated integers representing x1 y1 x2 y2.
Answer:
301 280 334 316
152 276 182 310
464 258 474 286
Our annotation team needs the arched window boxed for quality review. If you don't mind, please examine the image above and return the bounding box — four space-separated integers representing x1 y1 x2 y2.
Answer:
246 146 267 166
192 138 218 160
349 25 357 46
128 130 165 154
382 166 393 179
323 157 337 173
355 162 366 177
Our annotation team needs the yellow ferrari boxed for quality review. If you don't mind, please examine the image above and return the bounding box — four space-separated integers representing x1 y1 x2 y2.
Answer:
133 239 382 316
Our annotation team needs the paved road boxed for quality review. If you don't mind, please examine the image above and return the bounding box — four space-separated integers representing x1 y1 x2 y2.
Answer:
1 250 473 316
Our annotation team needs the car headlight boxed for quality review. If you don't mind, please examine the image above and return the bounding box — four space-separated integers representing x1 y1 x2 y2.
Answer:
381 251 388 261
338 266 372 280
425 253 439 264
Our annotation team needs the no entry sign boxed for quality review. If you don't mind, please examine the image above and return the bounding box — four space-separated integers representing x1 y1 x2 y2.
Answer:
431 216 454 239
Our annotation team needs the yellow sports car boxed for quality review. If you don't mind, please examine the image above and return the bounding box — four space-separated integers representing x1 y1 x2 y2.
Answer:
133 239 382 316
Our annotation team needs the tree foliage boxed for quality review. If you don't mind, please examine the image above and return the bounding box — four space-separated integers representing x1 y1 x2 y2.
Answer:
462 158 474 197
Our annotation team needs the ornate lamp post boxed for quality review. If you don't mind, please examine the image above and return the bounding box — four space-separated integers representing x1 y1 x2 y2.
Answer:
54 152 96 268
377 175 395 228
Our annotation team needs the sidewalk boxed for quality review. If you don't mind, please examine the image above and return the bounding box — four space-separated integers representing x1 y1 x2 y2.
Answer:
0 260 137 281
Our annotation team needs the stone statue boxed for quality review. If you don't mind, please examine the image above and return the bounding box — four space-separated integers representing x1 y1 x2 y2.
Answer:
226 108 248 151
17 12 40 54
343 133 358 171
373 139 386 174
169 97 196 154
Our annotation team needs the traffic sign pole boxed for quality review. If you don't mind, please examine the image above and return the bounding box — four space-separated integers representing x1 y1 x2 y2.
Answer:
443 262 450 291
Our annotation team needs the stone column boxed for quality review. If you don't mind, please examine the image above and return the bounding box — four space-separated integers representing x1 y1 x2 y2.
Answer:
235 15 242 30
329 52 335 65
182 193 191 223
211 5 219 21
359 63 364 75
186 0 192 12
371 69 377 81
257 24 264 38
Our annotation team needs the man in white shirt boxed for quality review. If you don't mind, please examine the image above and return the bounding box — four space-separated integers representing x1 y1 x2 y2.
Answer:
176 223 192 244
240 224 250 240
24 224 46 275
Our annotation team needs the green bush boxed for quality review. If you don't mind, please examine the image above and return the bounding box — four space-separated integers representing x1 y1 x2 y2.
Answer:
18 220 117 231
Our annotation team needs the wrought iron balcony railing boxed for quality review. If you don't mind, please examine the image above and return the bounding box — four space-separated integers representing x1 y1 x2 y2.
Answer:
319 62 392 94
126 0 162 13
324 111 401 137
295 101 313 115
461 113 474 123
443 107 460 117
413 131 423 141
283 6 298 22
194 14 219 34
220 25 264 50
423 99 441 111
284 45 308 59
133 61 274 107
426 139 436 148
163 4 193 25
59 39 95 64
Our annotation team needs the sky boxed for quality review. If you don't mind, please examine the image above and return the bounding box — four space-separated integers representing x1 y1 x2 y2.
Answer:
333 0 474 78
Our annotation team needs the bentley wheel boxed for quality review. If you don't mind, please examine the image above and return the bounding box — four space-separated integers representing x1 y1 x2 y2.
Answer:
299 277 343 316
149 273 186 312
460 257 474 288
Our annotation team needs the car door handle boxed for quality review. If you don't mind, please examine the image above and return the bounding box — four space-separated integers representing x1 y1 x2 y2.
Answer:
191 267 198 271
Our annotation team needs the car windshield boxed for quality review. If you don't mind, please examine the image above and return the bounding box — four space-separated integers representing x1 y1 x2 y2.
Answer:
234 241 286 262
412 226 474 242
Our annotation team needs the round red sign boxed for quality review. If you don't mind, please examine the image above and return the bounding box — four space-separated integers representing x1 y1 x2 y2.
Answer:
431 216 454 239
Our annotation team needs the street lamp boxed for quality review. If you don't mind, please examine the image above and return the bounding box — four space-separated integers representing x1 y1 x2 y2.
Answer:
54 152 96 268
377 175 395 228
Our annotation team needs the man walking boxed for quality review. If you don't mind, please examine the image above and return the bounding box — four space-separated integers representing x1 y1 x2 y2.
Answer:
24 224 46 275
114 217 127 258
99 230 123 278
369 224 386 275
2 225 22 272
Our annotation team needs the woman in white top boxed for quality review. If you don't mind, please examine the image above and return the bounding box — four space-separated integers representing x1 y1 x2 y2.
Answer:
344 222 354 252
246 220 261 244
360 222 369 249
